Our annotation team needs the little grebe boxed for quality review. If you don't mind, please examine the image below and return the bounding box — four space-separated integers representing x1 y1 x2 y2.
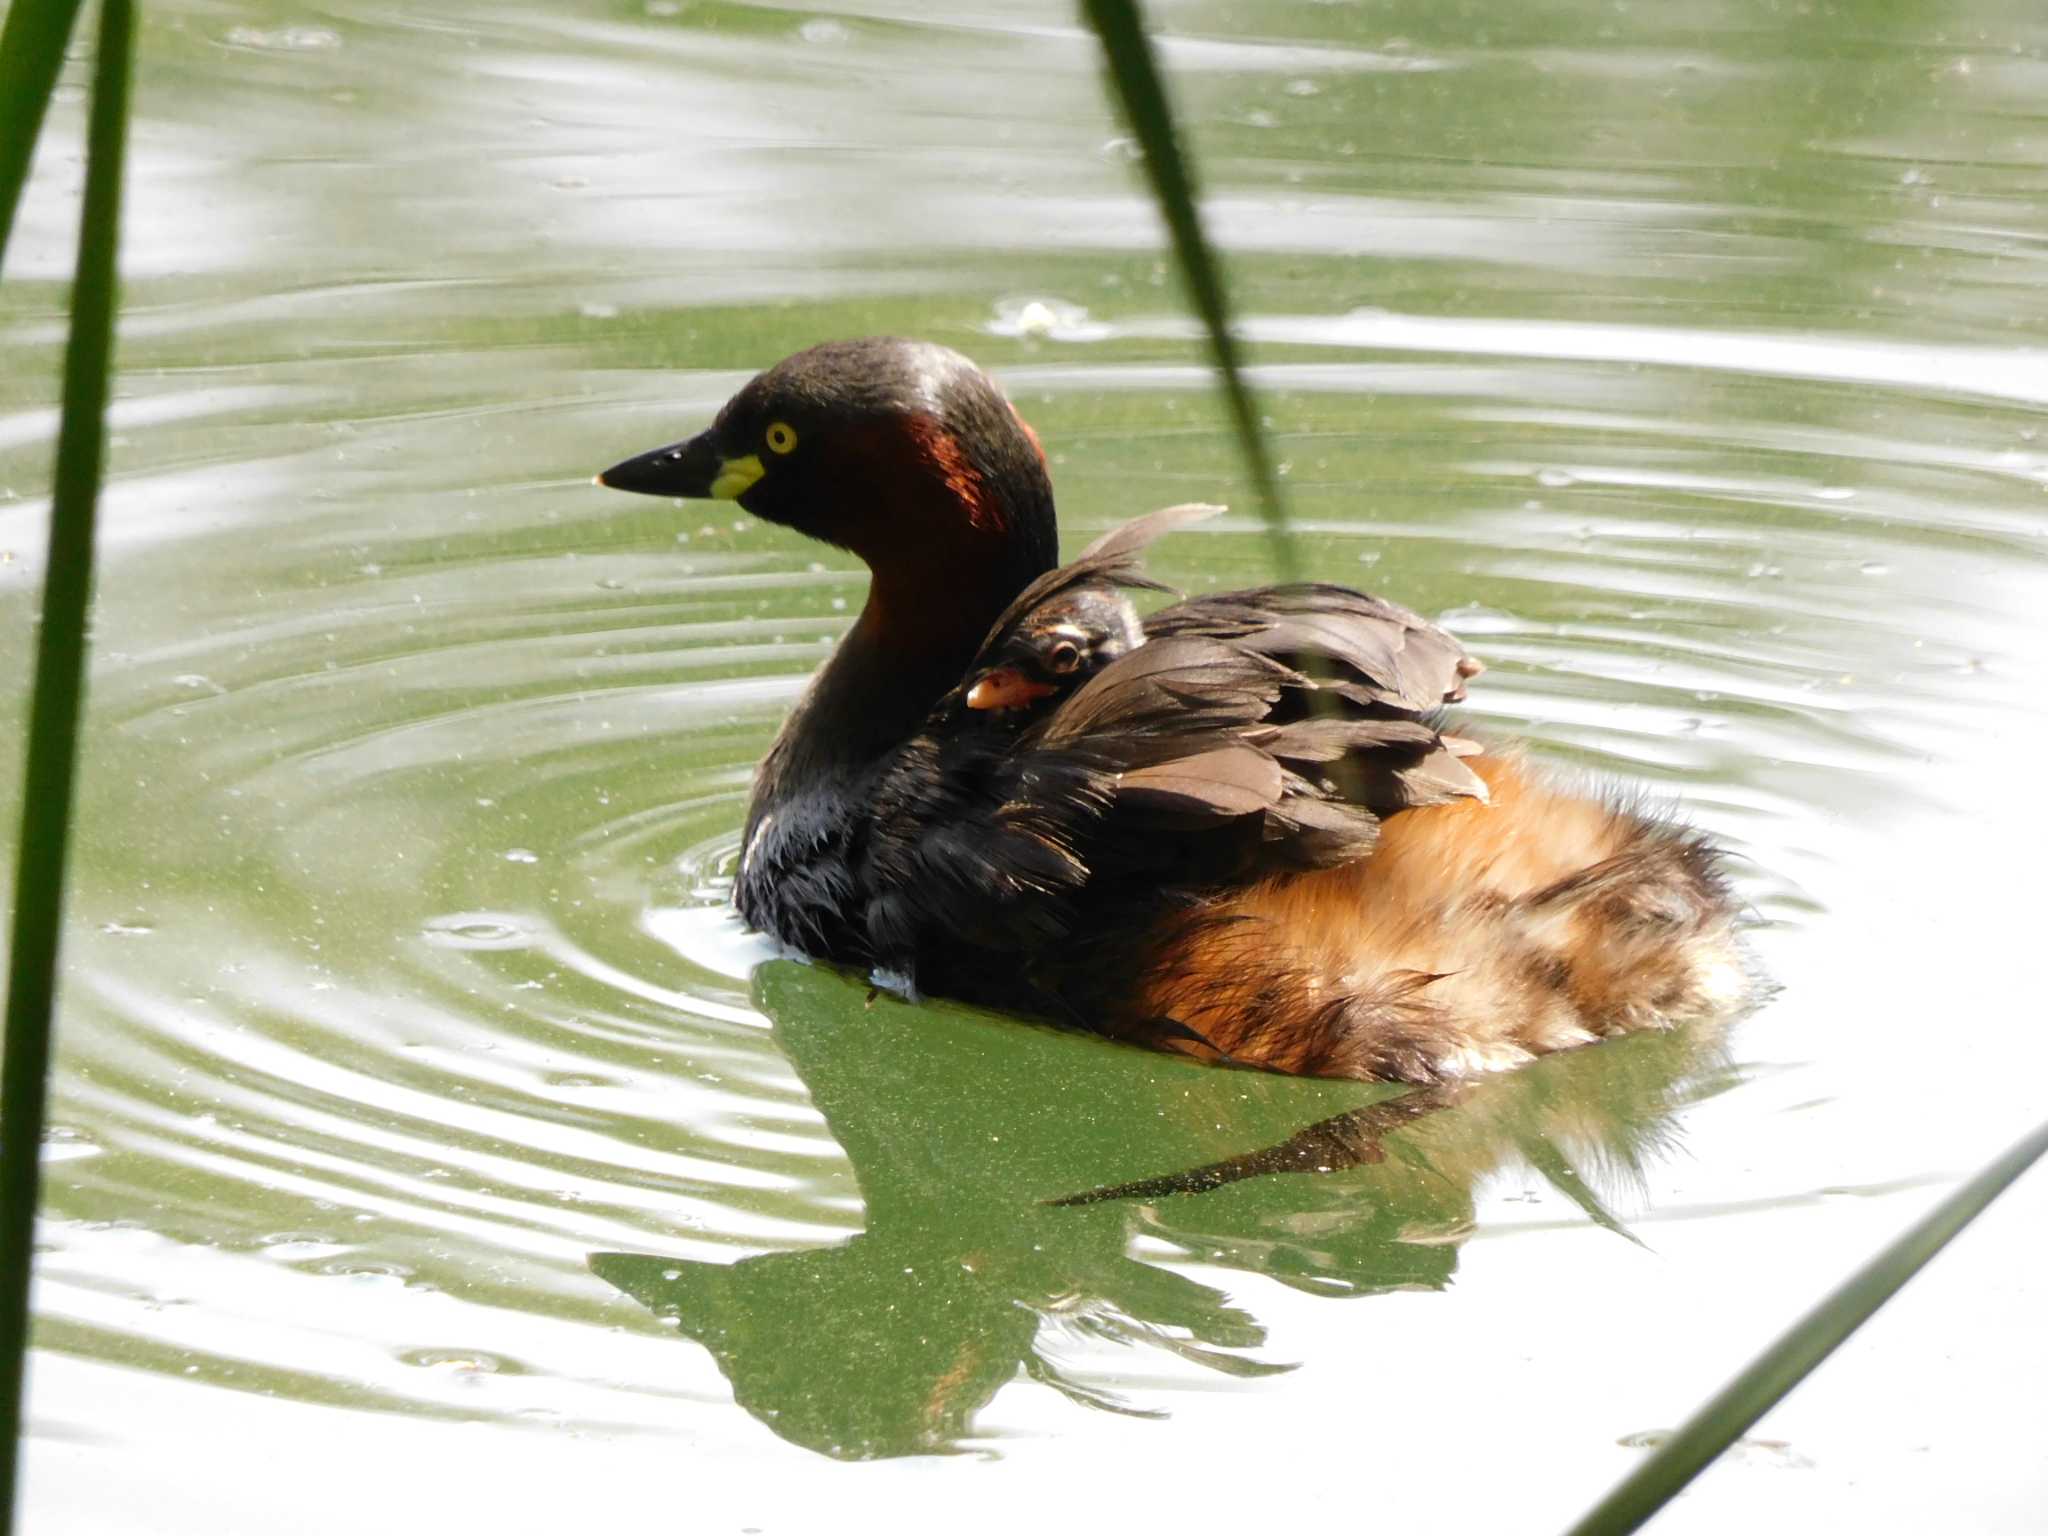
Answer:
600 338 1751 1082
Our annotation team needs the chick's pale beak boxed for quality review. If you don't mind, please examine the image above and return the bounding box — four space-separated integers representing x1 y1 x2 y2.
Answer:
964 667 1059 712
597 429 761 501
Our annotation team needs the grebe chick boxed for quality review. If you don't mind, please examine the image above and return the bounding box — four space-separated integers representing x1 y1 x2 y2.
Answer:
962 583 1144 714
860 509 1192 994
598 338 1754 1082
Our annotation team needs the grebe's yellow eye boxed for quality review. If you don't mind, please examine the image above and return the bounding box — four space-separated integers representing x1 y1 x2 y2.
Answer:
765 421 798 455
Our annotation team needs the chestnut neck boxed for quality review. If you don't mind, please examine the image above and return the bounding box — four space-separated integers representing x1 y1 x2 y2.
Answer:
749 475 1058 836
859 543 1030 690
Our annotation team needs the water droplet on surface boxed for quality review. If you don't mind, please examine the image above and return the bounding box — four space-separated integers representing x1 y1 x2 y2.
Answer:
1434 604 1520 635
402 1348 508 1375
1535 468 1576 489
260 1234 349 1262
421 913 537 950
986 296 1107 342
543 1073 613 1090
41 1127 100 1163
1013 300 1060 338
502 849 539 865
222 24 341 51
322 1260 415 1286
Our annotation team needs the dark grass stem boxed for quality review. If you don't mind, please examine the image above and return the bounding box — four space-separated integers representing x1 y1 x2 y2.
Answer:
0 0 91 267
1078 0 1297 582
1563 1115 2048 1536
0 0 133 1525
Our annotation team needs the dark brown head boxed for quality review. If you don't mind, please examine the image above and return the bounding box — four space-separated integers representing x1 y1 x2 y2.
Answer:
961 583 1143 713
598 339 1058 599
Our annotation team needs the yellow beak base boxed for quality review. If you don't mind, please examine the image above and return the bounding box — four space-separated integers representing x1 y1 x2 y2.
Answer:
709 454 765 501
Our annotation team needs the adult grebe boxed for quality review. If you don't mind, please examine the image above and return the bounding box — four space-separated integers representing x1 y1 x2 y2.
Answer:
599 338 1750 1081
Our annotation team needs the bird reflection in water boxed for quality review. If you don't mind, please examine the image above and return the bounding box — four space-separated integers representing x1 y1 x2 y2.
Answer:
590 961 1746 1460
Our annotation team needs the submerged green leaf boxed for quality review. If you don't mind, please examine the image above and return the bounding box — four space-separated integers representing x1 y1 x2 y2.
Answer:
0 0 134 1527
1563 1115 2048 1535
1077 0 1296 581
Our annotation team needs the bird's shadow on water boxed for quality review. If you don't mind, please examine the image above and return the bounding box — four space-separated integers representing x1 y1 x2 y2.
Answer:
590 961 1744 1460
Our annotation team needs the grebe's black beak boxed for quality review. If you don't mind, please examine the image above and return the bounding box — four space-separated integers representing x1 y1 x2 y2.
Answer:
596 428 742 500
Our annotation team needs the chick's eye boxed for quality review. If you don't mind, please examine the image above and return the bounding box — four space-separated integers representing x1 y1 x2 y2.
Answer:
1047 640 1081 675
765 421 798 455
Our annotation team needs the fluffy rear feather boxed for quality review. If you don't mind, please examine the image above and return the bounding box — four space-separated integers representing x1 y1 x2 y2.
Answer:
1109 755 1752 1080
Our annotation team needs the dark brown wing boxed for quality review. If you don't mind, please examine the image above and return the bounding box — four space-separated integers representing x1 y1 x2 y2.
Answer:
1137 582 1487 812
859 531 1488 987
1142 582 1483 712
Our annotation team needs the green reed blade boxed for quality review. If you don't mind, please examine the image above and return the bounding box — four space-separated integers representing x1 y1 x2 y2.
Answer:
1562 1114 2048 1536
0 0 134 1525
0 0 90 268
1078 0 1297 581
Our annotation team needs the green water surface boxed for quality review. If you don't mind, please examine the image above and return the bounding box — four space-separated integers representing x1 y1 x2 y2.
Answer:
3 1 2046 1530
